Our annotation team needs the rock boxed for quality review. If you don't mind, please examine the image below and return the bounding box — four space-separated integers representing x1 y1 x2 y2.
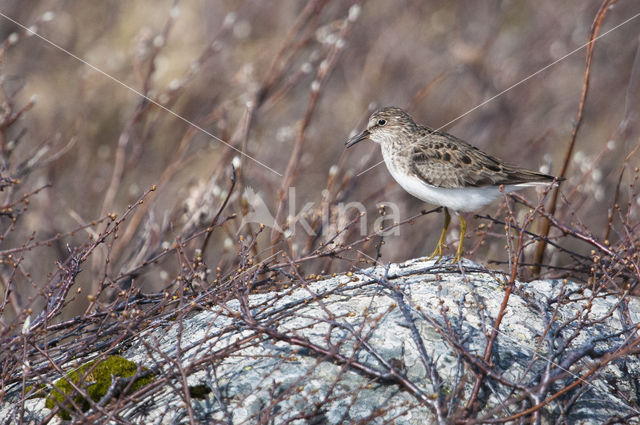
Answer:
3 258 639 423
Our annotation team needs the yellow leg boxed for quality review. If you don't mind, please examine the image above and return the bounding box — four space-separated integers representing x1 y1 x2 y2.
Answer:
427 208 451 263
453 214 466 263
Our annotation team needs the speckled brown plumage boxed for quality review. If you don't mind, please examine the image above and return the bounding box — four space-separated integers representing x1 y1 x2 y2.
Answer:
366 107 556 189
345 106 562 263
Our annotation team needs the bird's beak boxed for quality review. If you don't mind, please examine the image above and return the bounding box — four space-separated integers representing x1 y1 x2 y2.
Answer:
345 129 370 148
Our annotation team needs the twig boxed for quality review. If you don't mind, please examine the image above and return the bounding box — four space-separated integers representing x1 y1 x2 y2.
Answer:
533 0 618 273
200 166 236 256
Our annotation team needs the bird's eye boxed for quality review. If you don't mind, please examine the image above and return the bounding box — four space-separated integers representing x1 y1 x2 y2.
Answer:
377 119 387 126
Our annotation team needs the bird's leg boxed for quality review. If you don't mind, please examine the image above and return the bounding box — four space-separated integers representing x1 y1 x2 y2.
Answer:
427 207 450 262
453 214 466 263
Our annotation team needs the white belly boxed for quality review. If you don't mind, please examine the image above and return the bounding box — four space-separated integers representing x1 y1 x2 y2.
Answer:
382 155 526 212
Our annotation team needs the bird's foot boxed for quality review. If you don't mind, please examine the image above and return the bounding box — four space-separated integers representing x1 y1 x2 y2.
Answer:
452 247 464 263
425 242 446 263
452 215 467 263
423 208 451 264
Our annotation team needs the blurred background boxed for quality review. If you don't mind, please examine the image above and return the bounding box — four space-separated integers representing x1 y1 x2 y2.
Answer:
0 0 639 320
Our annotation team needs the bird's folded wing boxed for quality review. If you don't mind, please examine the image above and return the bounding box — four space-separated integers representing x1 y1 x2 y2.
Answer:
409 132 556 188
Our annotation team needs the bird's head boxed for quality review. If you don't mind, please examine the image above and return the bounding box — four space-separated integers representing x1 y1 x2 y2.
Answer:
345 106 416 148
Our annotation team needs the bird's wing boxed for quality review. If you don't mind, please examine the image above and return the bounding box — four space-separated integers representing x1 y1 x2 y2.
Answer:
409 130 555 188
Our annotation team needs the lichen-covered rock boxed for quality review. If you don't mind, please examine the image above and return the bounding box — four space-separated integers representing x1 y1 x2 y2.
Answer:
122 258 640 424
3 258 639 423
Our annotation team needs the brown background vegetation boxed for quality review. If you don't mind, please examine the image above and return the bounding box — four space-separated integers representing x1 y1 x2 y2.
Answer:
0 0 639 319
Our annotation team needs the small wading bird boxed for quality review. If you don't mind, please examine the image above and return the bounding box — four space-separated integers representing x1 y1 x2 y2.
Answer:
346 106 561 263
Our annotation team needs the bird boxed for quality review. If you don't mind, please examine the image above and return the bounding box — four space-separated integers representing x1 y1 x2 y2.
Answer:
345 106 561 263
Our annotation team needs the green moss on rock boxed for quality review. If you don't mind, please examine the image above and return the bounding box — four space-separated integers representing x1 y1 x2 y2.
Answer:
45 355 154 420
24 383 47 399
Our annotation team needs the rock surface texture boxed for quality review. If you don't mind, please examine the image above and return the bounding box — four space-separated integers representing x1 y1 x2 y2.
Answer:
3 258 639 423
